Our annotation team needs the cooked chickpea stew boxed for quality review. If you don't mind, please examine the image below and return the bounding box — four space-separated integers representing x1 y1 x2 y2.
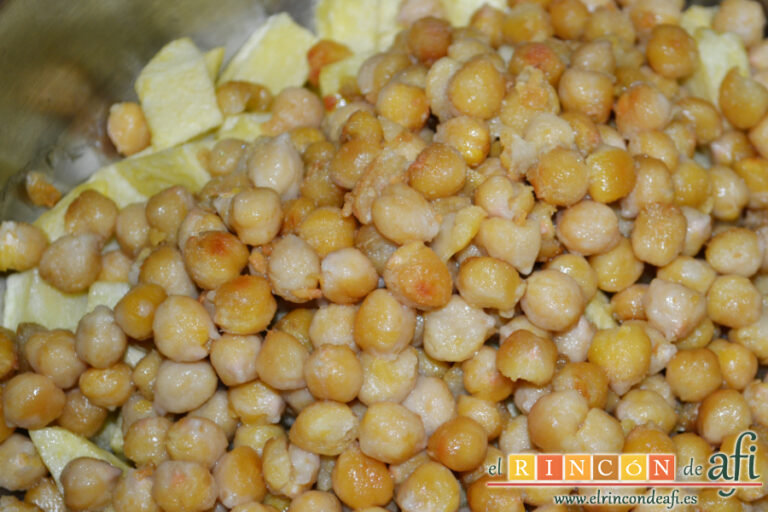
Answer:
3 0 768 510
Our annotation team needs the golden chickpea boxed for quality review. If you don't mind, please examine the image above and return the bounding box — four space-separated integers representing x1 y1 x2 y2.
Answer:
713 0 766 48
107 102 150 156
131 350 160 402
631 203 686 267
529 147 589 207
584 6 635 42
152 295 214 362
448 55 506 120
0 221 48 272
467 475 524 512
213 275 276 335
427 416 488 472
457 256 525 313
384 242 452 310
3 372 65 429
228 379 285 425
139 245 196 297
407 16 451 64
153 460 218 512
552 361 609 409
24 477 65 512
623 425 675 454
216 81 271 115
615 83 671 137
112 467 156 512
720 68 768 131
645 24 698 79
256 330 308 391
589 323 651 395
114 283 166 340
707 275 763 329
354 289 415 354
407 143 467 199
289 401 358 456
340 109 382 145
38 233 102 293
611 284 647 322
359 402 425 464
510 42 565 85
586 145 636 204
708 339 758 390
395 461 460 512
402 376 456 436
267 234 321 303
208 334 259 387
616 389 677 433
124 416 171 465
558 68 614 124
330 443 392 509
521 269 585 332
423 295 495 363
146 185 193 243
328 139 380 190
434 116 491 167
358 347 419 405
228 187 283 246
497 330 557 386
287 490 341 512
166 416 227 468
589 237 645 293
208 138 247 176
61 457 121 511
0 433 48 491
697 389 753 445
304 344 362 403
79 362 134 409
676 97 722 146
25 329 87 389
528 390 588 451
376 82 429 131
183 230 249 290
213 446 266 508
503 3 554 44
115 202 150 257
57 389 108 438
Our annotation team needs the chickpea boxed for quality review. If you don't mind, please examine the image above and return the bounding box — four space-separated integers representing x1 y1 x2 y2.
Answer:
216 81 272 115
57 389 108 438
256 330 309 391
165 416 227 468
354 289 415 354
475 217 541 276
38 233 101 293
306 304 353 350
448 55 505 120
406 143 467 200
304 344 362 403
79 362 134 409
153 460 218 512
528 390 588 451
521 269 585 332
497 330 557 386
214 275 276 336
263 87 323 136
720 68 768 130
0 221 48 272
528 147 589 207
588 323 651 395
552 361 609 409
61 457 121 511
358 347 419 405
24 477 65 512
697 389 753 445
112 467 157 512
358 402 425 464
65 189 118 241
631 204 686 267
457 394 504 440
395 461 460 512
267 234 321 303
589 237 644 293
289 401 358 456
24 328 86 389
213 446 266 508
401 376 456 436
434 116 491 167
423 295 495 362
0 434 47 491
208 138 248 176
183 230 249 290
145 185 193 243
708 339 758 391
503 2 554 43
261 437 319 498
107 102 150 156
114 283 167 340
676 97 722 146
139 245 196 297
154 360 217 414
3 372 65 429
132 350 161 401
586 145 637 204
615 83 671 137
376 82 429 131
706 227 762 277
427 416 487 472
558 68 613 124
584 6 635 43
208 334 260 387
556 200 621 256
646 25 698 79
406 16 451 63
228 380 285 424
456 256 524 314
229 188 283 246
287 490 341 512
383 242 452 310
710 166 749 222
115 203 149 257
707 275 763 329
713 0 766 47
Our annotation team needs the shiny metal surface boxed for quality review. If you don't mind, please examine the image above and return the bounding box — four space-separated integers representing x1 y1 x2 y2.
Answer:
0 0 311 222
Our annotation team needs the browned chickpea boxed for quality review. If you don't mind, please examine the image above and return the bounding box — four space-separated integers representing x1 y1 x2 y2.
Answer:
57 389 107 438
376 82 429 131
183 230 249 290
720 68 768 130
115 202 149 257
297 207 355 258
548 0 588 40
645 25 698 79
589 237 644 293
384 242 452 311
666 349 722 403
139 245 196 297
228 187 283 246
407 143 467 200
155 360 218 414
213 275 276 335
153 460 218 512
631 203 686 267
107 102 150 156
209 334 260 387
359 402 425 464
502 3 554 44
61 457 121 511
332 443 392 509
497 330 558 386
395 460 459 512
467 474 524 512
521 269 585 332
216 81 272 115
529 147 589 207
3 372 65 429
340 109 382 145
38 233 102 293
457 256 525 313
208 138 247 176
407 16 451 64
112 467 156 512
556 200 621 256
510 42 565 86
434 116 491 167
708 339 758 391
0 221 48 272
289 401 358 456
24 328 86 389
113 283 167 340
427 416 488 472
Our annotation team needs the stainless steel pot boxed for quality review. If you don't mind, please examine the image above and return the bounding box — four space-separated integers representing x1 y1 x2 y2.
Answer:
0 0 312 222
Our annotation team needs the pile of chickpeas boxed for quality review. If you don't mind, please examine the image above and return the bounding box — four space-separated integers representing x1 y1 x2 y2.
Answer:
4 0 768 510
